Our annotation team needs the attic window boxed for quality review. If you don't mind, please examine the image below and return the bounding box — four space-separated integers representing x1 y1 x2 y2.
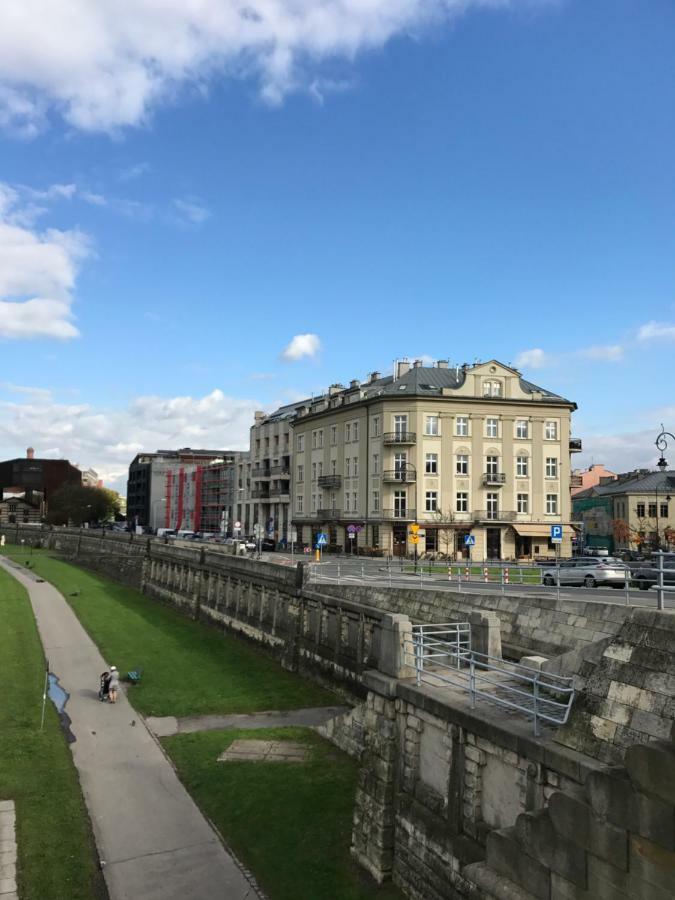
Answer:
398 385 407 390
483 380 502 397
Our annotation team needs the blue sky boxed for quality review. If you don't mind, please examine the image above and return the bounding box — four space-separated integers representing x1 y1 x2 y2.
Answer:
0 0 674 490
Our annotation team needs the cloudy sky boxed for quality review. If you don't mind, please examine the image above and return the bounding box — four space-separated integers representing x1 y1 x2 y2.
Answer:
0 0 674 492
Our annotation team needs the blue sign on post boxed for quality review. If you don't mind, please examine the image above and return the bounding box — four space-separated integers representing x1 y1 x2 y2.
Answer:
464 535 476 547
316 532 328 548
550 525 563 544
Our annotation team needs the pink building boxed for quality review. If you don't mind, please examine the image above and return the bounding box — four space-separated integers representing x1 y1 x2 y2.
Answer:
571 463 617 495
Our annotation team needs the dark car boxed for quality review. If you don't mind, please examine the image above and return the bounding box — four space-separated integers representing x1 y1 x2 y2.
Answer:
261 538 276 551
631 560 675 590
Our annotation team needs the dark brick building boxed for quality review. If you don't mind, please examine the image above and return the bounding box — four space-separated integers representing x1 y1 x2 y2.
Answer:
0 447 82 516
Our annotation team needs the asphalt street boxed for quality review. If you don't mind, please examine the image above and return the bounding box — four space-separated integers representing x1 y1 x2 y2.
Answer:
261 552 664 609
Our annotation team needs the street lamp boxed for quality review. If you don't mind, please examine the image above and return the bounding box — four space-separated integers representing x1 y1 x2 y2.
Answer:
654 425 674 549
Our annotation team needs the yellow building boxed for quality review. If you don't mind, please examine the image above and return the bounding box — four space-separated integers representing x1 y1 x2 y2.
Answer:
291 359 578 559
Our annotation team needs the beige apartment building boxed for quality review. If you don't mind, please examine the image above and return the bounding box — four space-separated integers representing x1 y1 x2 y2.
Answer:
291 360 579 559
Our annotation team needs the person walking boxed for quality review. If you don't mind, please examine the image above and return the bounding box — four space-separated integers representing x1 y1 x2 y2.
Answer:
108 665 120 704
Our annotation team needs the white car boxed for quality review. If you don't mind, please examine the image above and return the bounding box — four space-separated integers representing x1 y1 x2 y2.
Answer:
542 558 628 588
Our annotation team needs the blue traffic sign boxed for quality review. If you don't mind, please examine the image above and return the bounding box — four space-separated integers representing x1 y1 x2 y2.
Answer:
316 532 328 547
550 525 563 543
464 535 476 546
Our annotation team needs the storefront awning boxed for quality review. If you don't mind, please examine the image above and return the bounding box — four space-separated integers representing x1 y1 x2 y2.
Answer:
512 524 575 538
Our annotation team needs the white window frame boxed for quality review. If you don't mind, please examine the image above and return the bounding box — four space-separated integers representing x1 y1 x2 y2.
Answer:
546 494 558 515
455 416 469 437
330 425 337 445
456 492 468 513
516 456 529 477
425 415 439 436
516 420 529 439
372 416 380 437
353 421 359 442
296 494 304 513
296 434 304 452
425 491 438 512
297 464 304 483
545 421 558 440
372 490 380 512
353 456 359 477
485 417 499 438
517 493 529 514
545 457 558 478
373 453 379 475
425 453 438 475
456 454 469 476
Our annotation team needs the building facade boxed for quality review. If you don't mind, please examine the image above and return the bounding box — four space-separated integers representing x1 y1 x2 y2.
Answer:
571 463 617 495
573 469 675 552
244 401 310 544
291 360 578 559
0 497 41 525
0 447 82 517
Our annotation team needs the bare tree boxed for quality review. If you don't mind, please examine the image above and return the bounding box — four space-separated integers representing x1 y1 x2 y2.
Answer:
428 510 456 559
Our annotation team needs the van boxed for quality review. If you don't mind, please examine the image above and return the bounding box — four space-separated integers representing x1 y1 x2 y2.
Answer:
156 528 177 538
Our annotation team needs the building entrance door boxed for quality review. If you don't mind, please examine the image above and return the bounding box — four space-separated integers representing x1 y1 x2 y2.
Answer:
486 527 501 560
393 526 407 556
515 534 532 558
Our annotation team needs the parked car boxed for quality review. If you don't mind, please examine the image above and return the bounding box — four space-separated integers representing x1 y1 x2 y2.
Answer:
631 560 675 591
260 538 276 551
542 558 628 588
582 546 609 557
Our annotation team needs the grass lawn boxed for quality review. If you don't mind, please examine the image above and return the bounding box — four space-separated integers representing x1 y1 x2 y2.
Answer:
0 565 106 900
0 548 336 718
164 727 403 900
403 563 542 584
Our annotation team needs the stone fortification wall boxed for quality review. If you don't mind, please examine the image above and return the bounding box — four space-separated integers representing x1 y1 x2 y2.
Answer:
316 583 630 660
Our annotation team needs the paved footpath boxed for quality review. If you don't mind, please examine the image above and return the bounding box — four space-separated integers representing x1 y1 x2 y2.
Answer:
0 558 257 900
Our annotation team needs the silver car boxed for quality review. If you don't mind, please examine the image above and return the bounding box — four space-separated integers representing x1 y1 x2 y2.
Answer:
542 558 628 589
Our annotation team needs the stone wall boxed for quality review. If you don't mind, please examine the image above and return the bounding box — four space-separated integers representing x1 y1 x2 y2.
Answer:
315 584 630 660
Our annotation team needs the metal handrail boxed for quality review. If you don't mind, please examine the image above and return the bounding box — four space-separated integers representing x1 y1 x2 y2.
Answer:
383 431 417 443
382 468 417 483
405 625 574 736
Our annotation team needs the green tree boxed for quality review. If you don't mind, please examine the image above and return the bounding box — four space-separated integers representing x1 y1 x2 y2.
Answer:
47 484 119 526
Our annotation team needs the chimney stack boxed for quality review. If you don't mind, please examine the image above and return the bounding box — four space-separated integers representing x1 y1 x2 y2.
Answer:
27 447 34 460
369 371 381 383
396 359 410 379
349 379 361 389
254 411 265 424
436 360 449 369
412 359 422 368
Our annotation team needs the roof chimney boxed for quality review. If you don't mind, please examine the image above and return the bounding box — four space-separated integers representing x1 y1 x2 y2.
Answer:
27 447 34 460
412 359 422 368
396 360 410 379
369 371 381 383
328 383 344 396
349 379 360 389
436 360 449 369
254 411 265 424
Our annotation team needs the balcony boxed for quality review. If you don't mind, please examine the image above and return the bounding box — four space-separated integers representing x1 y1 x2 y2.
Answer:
252 467 271 478
482 472 506 486
269 487 290 498
569 438 583 453
251 488 270 499
317 508 341 521
382 467 417 484
570 474 583 488
318 474 342 489
383 431 417 445
378 508 417 521
473 509 517 522
270 464 291 476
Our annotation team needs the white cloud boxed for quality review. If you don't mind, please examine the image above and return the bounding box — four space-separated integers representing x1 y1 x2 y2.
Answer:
577 344 624 362
172 197 211 225
576 429 663 475
281 333 321 361
118 162 150 182
0 1 554 133
514 348 550 369
0 190 90 339
0 382 53 401
0 388 260 492
637 321 675 342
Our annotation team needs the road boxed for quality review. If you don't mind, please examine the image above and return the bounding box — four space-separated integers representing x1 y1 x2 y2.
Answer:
258 552 664 608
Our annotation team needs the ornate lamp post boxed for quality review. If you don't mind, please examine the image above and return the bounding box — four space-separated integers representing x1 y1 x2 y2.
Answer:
655 425 675 549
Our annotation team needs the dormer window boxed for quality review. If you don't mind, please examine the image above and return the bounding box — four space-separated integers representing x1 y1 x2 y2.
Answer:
483 380 502 397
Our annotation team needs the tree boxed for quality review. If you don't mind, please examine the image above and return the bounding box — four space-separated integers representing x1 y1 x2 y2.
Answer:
428 510 457 559
47 484 119 526
612 519 630 547
664 526 675 550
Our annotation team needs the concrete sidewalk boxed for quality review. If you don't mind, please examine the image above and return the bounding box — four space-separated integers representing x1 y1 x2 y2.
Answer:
0 557 258 900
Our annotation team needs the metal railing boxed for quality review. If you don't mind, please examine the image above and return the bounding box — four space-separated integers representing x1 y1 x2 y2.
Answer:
317 508 341 520
382 468 417 483
379 508 417 520
269 465 290 476
405 624 574 736
473 509 517 521
268 488 289 497
318 475 342 488
569 438 583 452
383 431 417 444
482 472 506 485
251 489 270 499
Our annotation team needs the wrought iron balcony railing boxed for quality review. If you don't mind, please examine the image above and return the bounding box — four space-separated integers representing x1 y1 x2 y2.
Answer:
383 431 417 444
318 474 342 489
482 472 506 486
382 467 417 483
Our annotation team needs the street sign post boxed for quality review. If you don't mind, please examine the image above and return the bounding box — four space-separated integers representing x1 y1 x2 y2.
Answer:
464 534 476 566
410 523 420 571
551 525 563 601
315 531 328 562
550 525 563 544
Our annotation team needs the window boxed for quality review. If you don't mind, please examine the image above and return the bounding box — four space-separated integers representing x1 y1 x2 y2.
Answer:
373 453 379 475
394 453 407 477
353 456 359 477
425 491 438 512
425 453 438 475
516 420 529 439
331 458 337 475
661 503 669 518
545 457 558 478
345 492 350 512
372 490 380 512
330 425 337 445
648 503 657 518
311 463 317 481
372 525 380 549
318 430 324 448
546 494 558 515
636 502 646 517
486 493 499 518
345 457 350 477
394 490 407 517
317 461 323 478
311 494 317 513
425 529 438 552
456 492 469 512
517 493 529 514
372 416 381 437
456 416 468 437
486 418 498 438
297 464 304 483
353 422 359 442
486 455 499 475
483 380 502 397
456 454 469 475
425 415 439 435
296 495 303 513
297 434 304 452
345 423 351 442
516 456 529 477
394 414 408 438
353 492 358 512
545 421 558 440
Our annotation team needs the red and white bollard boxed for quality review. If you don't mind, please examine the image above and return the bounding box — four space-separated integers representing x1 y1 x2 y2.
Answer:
465 566 470 580
483 566 489 583
448 566 452 582
504 567 509 584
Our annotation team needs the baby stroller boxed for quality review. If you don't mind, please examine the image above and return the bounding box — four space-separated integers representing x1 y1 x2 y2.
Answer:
98 671 110 702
